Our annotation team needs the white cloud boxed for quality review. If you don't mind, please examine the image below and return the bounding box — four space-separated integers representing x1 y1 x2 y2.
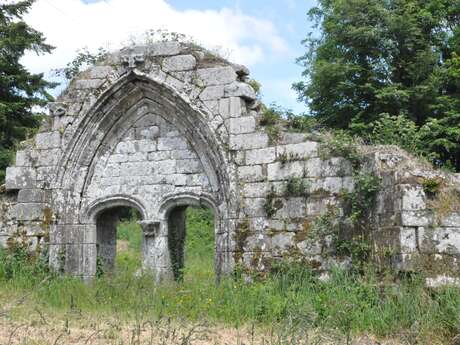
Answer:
21 0 288 74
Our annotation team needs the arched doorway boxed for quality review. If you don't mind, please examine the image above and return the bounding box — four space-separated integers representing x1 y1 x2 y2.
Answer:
95 206 143 275
160 194 220 281
168 205 215 281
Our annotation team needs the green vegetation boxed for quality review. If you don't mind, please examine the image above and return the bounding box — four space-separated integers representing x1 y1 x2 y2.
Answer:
1 208 460 343
284 177 309 197
0 0 56 182
294 0 460 171
2 249 460 343
54 47 108 80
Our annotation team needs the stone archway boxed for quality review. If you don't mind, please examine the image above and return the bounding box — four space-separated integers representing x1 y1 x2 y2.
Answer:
84 195 147 275
158 193 219 281
47 69 234 281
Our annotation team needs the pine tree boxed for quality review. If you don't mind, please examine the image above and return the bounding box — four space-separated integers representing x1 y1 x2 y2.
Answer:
0 0 55 182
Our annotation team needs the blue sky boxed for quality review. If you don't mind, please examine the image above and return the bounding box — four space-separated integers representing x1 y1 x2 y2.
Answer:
168 0 317 112
24 0 318 113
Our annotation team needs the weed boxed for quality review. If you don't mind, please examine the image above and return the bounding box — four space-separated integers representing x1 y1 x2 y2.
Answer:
284 177 309 197
318 131 363 168
422 177 443 198
264 187 283 218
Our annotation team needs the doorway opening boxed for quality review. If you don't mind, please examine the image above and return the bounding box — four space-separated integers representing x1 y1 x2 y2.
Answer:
167 205 215 282
96 206 143 276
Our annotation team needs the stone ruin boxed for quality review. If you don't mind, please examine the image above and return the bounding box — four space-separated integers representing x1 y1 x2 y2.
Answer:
0 41 459 283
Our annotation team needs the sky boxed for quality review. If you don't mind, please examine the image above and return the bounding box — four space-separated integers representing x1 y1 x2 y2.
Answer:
22 0 318 113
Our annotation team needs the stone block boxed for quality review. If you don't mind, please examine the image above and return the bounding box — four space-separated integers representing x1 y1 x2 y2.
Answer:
148 151 170 161
229 133 269 150
224 82 257 101
197 66 237 86
321 177 344 194
127 152 148 162
238 165 264 182
5 166 36 190
271 232 295 251
228 116 255 134
176 159 202 174
275 197 306 219
154 160 176 175
15 150 34 166
242 182 270 198
150 41 181 56
162 54 196 72
18 189 46 203
321 158 353 177
399 227 417 252
136 126 160 140
203 100 219 115
243 198 266 217
14 203 44 221
35 131 61 149
37 148 61 166
267 161 304 181
246 147 276 165
304 158 322 177
401 185 426 211
199 85 225 100
401 210 433 227
278 142 318 159
440 213 460 227
158 137 188 151
170 150 196 160
229 97 246 117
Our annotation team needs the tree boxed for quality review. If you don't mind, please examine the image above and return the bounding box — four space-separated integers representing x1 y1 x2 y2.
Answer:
294 0 460 171
0 0 55 182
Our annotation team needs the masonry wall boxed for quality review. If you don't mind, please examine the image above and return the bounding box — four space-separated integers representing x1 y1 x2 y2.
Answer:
0 41 458 283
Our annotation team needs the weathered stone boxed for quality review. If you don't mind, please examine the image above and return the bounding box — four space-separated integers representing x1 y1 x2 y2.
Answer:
246 147 276 165
14 203 43 221
440 213 460 227
401 210 434 227
17 189 46 203
224 82 257 101
150 41 181 56
35 131 61 149
232 64 250 77
401 185 426 211
197 66 237 86
228 116 255 134
162 54 197 72
238 165 264 182
278 142 318 159
158 137 188 151
199 85 225 100
5 167 36 190
229 133 269 150
267 161 305 181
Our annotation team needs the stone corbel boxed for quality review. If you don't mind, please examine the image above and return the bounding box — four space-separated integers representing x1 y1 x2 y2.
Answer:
48 102 67 117
138 220 161 238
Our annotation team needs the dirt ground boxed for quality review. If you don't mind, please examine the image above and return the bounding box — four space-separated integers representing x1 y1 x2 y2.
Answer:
0 316 409 345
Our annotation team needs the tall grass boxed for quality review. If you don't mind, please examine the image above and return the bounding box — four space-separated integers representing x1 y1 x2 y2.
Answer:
0 207 459 343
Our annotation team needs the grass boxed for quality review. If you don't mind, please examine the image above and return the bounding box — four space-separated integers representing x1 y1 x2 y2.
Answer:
0 207 460 344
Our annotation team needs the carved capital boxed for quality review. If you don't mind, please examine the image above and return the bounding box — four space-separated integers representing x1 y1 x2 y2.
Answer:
138 220 160 237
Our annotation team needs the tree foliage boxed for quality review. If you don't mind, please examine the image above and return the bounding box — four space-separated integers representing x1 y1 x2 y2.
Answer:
0 0 55 182
294 0 460 171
